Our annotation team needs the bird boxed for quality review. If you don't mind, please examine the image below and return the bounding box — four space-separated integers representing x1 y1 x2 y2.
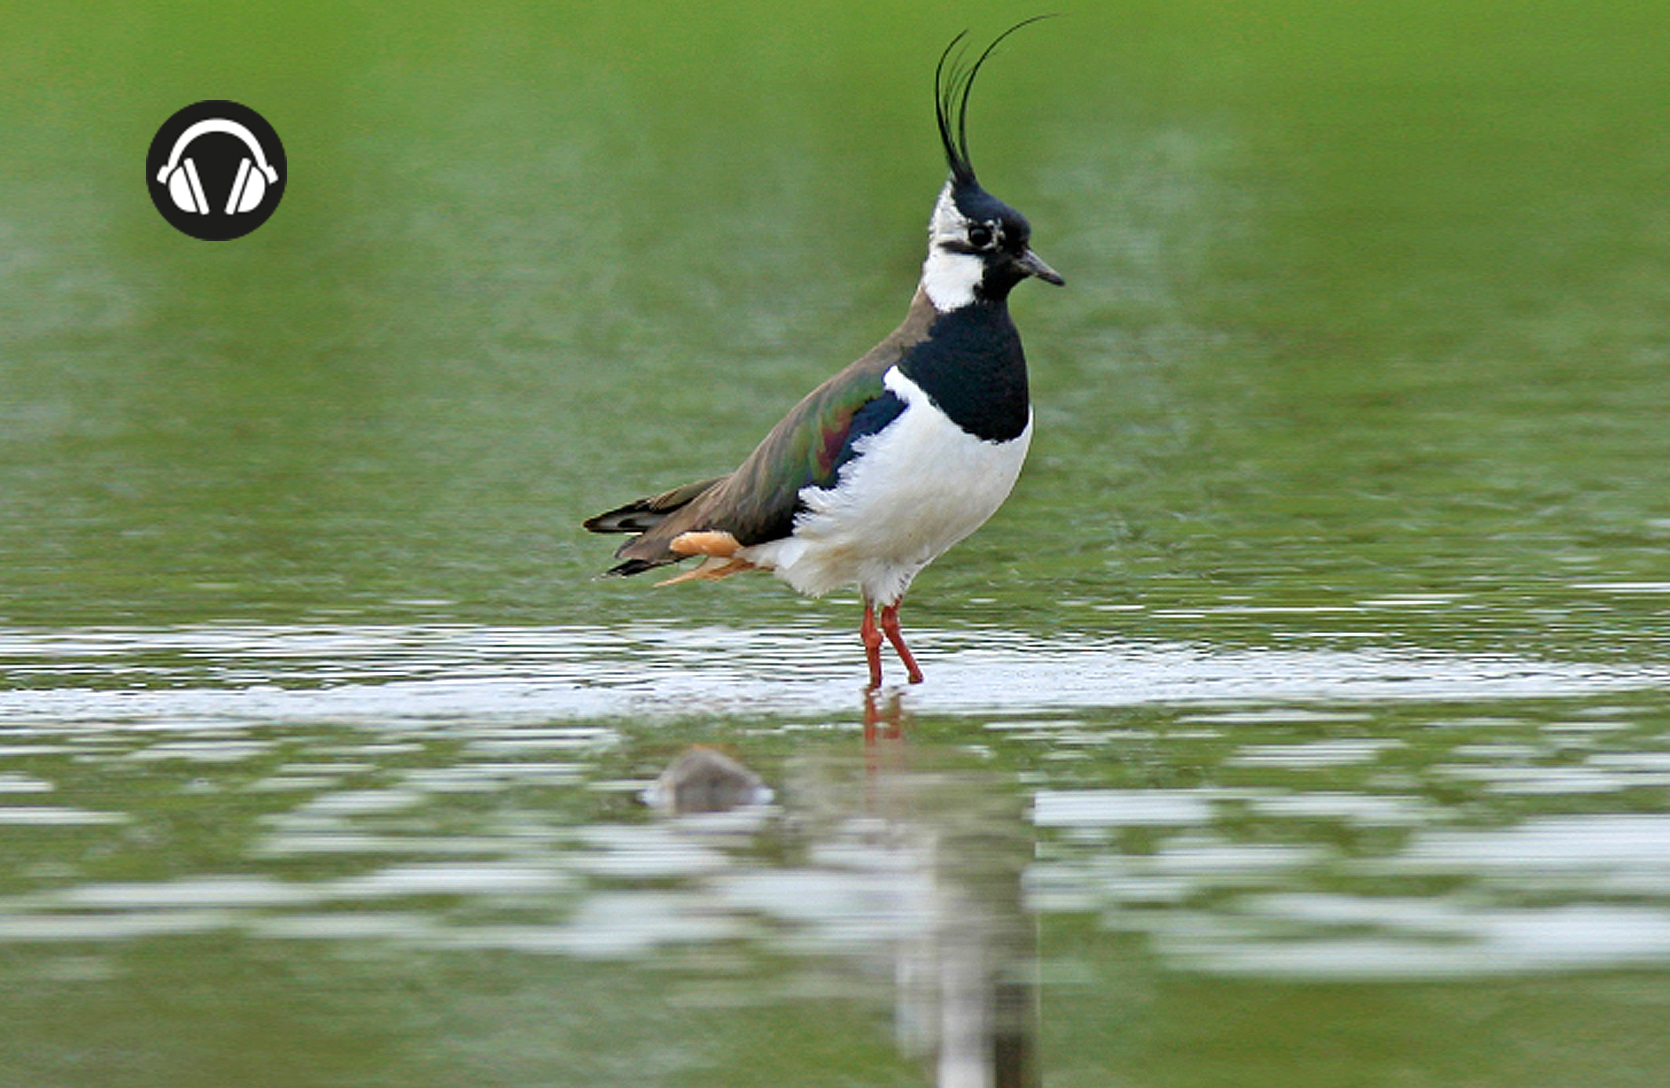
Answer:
584 21 1063 689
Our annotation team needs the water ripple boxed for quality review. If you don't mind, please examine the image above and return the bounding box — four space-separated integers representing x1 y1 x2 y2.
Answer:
0 623 1664 724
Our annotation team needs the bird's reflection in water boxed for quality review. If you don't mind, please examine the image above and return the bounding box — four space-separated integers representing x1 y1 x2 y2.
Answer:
654 693 1038 1088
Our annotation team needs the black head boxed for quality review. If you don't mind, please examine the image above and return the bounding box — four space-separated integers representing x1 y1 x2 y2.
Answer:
925 20 1064 310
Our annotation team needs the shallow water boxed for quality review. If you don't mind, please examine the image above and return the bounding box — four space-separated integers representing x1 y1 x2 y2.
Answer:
4 624 1670 1085
6 2 1670 1085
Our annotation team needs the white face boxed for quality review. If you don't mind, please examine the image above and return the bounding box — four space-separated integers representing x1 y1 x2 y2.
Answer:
920 182 987 312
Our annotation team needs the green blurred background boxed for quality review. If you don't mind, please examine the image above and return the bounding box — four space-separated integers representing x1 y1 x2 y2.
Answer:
3 0 1668 652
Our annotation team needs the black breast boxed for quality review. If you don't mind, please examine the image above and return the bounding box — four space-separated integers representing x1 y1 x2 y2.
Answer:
896 301 1030 442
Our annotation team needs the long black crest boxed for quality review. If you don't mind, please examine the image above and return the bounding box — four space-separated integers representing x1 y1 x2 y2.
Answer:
934 16 1056 186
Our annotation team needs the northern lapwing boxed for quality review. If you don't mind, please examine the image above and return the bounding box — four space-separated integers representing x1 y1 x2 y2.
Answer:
585 22 1063 689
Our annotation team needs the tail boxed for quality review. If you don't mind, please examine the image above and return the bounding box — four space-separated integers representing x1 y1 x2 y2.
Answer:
584 475 728 577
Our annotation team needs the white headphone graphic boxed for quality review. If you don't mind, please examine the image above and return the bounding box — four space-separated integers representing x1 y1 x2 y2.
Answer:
154 118 280 215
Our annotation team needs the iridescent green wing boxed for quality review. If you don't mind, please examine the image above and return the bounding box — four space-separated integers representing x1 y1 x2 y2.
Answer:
597 293 940 570
713 362 906 546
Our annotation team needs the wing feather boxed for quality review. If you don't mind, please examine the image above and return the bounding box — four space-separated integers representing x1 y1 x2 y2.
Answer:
583 476 727 534
590 289 940 576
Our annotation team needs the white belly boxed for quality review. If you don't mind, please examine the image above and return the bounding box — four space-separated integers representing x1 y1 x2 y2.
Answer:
740 368 1031 605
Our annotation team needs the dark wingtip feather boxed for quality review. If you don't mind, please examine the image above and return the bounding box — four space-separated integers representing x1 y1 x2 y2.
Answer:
583 476 728 535
934 16 1060 188
583 510 658 534
604 557 664 578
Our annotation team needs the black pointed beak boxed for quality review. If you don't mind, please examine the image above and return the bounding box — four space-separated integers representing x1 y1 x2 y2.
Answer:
1017 248 1064 286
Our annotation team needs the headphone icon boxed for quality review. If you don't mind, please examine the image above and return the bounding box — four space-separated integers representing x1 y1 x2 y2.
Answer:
154 118 280 215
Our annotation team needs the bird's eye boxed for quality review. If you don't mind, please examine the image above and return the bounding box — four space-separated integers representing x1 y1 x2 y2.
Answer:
966 224 993 249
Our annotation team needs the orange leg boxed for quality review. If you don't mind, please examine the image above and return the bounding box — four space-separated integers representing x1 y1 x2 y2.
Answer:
878 600 924 684
860 601 885 690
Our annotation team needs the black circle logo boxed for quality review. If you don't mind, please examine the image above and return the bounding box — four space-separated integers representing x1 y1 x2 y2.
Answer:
147 100 286 241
